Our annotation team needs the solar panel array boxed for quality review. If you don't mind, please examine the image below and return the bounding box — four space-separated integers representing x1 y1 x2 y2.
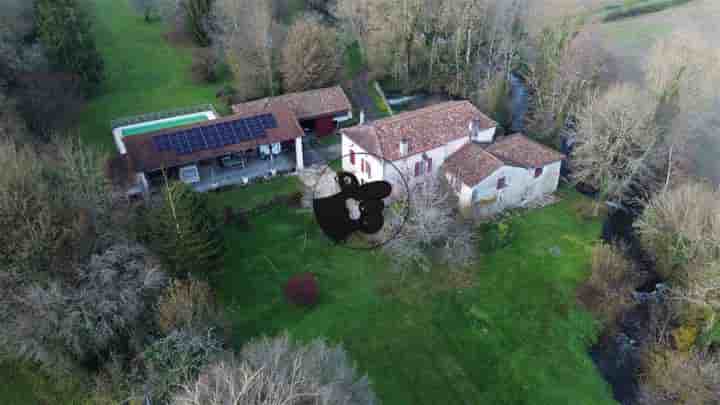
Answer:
152 113 279 155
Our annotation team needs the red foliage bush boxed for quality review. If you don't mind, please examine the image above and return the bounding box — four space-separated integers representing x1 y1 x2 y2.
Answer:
284 273 318 307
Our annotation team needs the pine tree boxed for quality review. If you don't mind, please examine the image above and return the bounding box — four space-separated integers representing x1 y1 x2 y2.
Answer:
150 182 225 277
35 0 105 95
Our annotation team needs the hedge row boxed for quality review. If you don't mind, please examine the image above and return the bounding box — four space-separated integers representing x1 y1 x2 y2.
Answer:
602 0 694 22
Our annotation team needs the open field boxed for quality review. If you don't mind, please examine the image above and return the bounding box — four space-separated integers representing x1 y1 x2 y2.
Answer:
74 0 230 151
210 186 616 404
596 0 720 82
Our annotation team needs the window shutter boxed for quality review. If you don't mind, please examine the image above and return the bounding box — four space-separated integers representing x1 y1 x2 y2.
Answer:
367 161 371 177
427 157 433 173
414 162 420 176
350 150 355 165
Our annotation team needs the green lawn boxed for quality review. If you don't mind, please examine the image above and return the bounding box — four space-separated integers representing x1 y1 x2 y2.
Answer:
206 176 303 212
0 360 86 405
210 187 616 405
76 0 230 151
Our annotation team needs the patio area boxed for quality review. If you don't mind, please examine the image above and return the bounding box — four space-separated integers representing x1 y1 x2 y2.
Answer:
193 153 295 192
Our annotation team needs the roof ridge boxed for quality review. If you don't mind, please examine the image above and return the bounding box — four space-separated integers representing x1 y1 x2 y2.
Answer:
371 100 470 127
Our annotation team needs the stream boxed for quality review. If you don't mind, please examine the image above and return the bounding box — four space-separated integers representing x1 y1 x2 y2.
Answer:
591 203 665 405
509 73 529 133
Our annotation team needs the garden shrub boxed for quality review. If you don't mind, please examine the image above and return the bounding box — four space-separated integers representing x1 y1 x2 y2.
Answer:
576 243 637 326
638 346 720 404
144 328 223 403
477 217 515 253
671 325 698 352
157 278 224 335
172 334 377 405
191 48 220 83
285 273 319 307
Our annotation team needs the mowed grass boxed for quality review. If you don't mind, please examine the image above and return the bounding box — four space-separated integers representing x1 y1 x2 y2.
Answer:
75 0 229 151
210 186 616 404
206 176 303 211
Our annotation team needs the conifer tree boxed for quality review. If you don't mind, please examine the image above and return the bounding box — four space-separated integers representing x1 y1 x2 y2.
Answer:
150 181 225 277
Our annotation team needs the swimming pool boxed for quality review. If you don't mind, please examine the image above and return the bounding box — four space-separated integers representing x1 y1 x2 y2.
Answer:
113 110 217 154
120 112 212 136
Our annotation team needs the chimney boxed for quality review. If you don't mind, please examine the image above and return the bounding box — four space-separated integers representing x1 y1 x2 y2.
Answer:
399 138 409 157
469 118 494 144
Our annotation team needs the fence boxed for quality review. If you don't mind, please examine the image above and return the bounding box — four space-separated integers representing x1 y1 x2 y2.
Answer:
110 104 218 129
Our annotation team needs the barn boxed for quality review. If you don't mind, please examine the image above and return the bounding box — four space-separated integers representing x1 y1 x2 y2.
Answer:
232 86 352 137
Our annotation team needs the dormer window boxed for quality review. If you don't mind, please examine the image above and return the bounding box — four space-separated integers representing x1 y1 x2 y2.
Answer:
399 139 409 157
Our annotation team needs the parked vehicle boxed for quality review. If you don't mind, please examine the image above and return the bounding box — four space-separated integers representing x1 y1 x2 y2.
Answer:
219 153 246 168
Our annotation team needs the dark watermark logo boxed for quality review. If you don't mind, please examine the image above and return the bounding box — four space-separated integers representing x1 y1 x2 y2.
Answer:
312 152 410 250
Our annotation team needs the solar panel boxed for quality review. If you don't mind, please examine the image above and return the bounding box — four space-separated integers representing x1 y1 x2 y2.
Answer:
258 114 278 129
150 113 276 156
205 126 220 149
188 130 205 151
153 134 171 151
245 118 264 137
218 123 234 145
231 121 248 140
176 132 192 155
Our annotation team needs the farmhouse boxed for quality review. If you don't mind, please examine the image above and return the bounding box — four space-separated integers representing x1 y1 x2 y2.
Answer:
114 87 351 194
341 101 565 216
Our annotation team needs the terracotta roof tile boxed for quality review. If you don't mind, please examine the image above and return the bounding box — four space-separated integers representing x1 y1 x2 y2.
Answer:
125 103 303 173
342 101 496 161
485 133 565 168
442 143 504 187
231 86 351 120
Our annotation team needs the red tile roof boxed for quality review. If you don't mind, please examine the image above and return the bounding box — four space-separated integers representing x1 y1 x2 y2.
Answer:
442 133 566 186
485 133 565 168
124 103 303 173
342 101 496 161
442 143 504 187
231 86 351 121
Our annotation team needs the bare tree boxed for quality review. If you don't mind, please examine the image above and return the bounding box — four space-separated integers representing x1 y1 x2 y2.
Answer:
645 29 720 189
526 21 608 142
0 136 109 275
281 20 339 92
211 0 278 100
383 175 476 274
635 183 720 313
173 334 377 405
334 0 372 62
571 83 661 207
638 346 720 405
0 241 167 372
576 243 638 327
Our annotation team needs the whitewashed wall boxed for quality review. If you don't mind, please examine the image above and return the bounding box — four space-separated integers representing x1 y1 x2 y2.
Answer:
383 136 470 189
461 161 562 216
471 127 496 144
341 134 384 183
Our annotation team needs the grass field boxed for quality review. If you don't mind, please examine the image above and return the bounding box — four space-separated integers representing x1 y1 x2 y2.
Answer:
0 360 86 405
595 0 718 82
210 187 616 404
75 0 230 151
